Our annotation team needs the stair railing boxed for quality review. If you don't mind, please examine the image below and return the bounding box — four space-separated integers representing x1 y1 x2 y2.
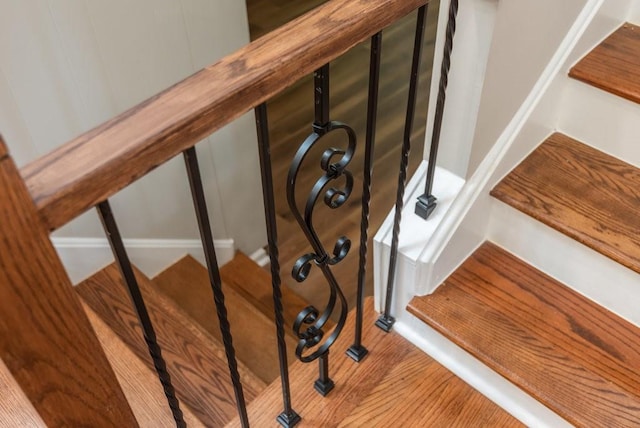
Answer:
1 0 434 426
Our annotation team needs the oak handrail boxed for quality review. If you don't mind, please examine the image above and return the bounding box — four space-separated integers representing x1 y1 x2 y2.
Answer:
22 0 428 232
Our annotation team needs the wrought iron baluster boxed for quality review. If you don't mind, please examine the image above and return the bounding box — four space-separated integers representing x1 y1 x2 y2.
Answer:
254 103 301 428
415 0 459 220
96 200 185 428
183 147 249 428
287 63 354 395
377 4 428 332
347 31 383 363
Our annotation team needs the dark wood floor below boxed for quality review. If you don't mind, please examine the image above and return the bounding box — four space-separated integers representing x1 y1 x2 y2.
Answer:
246 0 440 315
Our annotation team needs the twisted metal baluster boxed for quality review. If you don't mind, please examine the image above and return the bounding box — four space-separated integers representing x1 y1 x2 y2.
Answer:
347 31 383 362
377 4 428 332
97 200 185 428
415 0 459 220
183 147 249 428
254 103 301 427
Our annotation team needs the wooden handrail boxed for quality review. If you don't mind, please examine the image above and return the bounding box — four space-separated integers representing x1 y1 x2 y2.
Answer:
22 0 428 232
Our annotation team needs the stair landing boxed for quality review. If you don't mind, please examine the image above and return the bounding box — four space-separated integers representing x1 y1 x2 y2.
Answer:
230 298 521 427
409 242 640 427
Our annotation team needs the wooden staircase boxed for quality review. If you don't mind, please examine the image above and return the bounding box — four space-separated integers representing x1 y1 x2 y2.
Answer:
409 22 640 427
73 252 518 427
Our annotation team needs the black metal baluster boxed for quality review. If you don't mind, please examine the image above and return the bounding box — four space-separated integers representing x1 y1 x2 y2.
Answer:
96 200 185 428
347 31 383 362
314 351 334 395
286 62 353 395
377 5 428 332
415 0 459 220
183 147 249 428
254 103 301 428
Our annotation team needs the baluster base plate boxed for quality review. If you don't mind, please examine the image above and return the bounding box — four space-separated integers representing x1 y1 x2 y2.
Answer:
415 194 438 220
314 378 335 397
346 344 369 362
375 315 395 332
276 410 301 428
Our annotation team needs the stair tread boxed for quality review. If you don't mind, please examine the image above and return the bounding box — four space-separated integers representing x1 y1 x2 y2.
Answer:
230 298 521 427
219 251 329 338
491 132 640 274
408 242 640 427
82 303 205 427
76 263 266 427
0 360 45 427
569 23 640 104
153 254 298 384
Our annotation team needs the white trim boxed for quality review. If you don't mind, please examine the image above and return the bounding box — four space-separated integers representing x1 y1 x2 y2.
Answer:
52 237 234 284
249 247 270 267
418 0 604 283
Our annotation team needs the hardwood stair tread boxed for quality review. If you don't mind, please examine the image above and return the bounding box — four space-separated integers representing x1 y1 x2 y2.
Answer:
219 251 330 339
491 132 640 274
82 303 205 427
569 23 640 104
0 359 45 427
152 254 298 384
76 263 266 427
230 298 522 427
408 242 640 427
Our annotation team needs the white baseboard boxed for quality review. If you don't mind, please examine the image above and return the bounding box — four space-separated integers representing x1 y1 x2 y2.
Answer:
52 237 234 284
248 247 270 267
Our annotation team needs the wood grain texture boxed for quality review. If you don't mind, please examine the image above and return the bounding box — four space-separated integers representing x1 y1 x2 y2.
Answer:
0 359 46 427
22 0 428 232
229 298 520 427
0 145 137 427
569 23 640 104
408 242 640 427
491 132 640 274
153 254 297 384
82 303 205 428
76 263 266 427
219 252 331 339
0 135 7 158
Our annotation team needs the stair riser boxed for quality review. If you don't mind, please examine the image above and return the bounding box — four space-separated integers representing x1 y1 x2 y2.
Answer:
489 201 640 327
559 78 640 168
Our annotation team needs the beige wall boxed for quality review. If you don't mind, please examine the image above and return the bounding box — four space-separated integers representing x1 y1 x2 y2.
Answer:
0 0 266 253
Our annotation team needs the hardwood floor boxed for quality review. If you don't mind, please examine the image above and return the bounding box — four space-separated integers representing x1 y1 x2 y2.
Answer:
231 298 522 427
246 0 439 314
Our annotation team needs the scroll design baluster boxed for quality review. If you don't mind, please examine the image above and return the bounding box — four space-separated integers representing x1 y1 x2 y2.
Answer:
287 64 355 396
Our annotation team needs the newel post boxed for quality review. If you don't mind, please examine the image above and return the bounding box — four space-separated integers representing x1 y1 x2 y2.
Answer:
0 136 138 427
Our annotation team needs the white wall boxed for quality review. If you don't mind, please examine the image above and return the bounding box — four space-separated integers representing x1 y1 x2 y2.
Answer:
425 0 498 178
632 2 640 21
466 0 589 176
0 1 266 261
